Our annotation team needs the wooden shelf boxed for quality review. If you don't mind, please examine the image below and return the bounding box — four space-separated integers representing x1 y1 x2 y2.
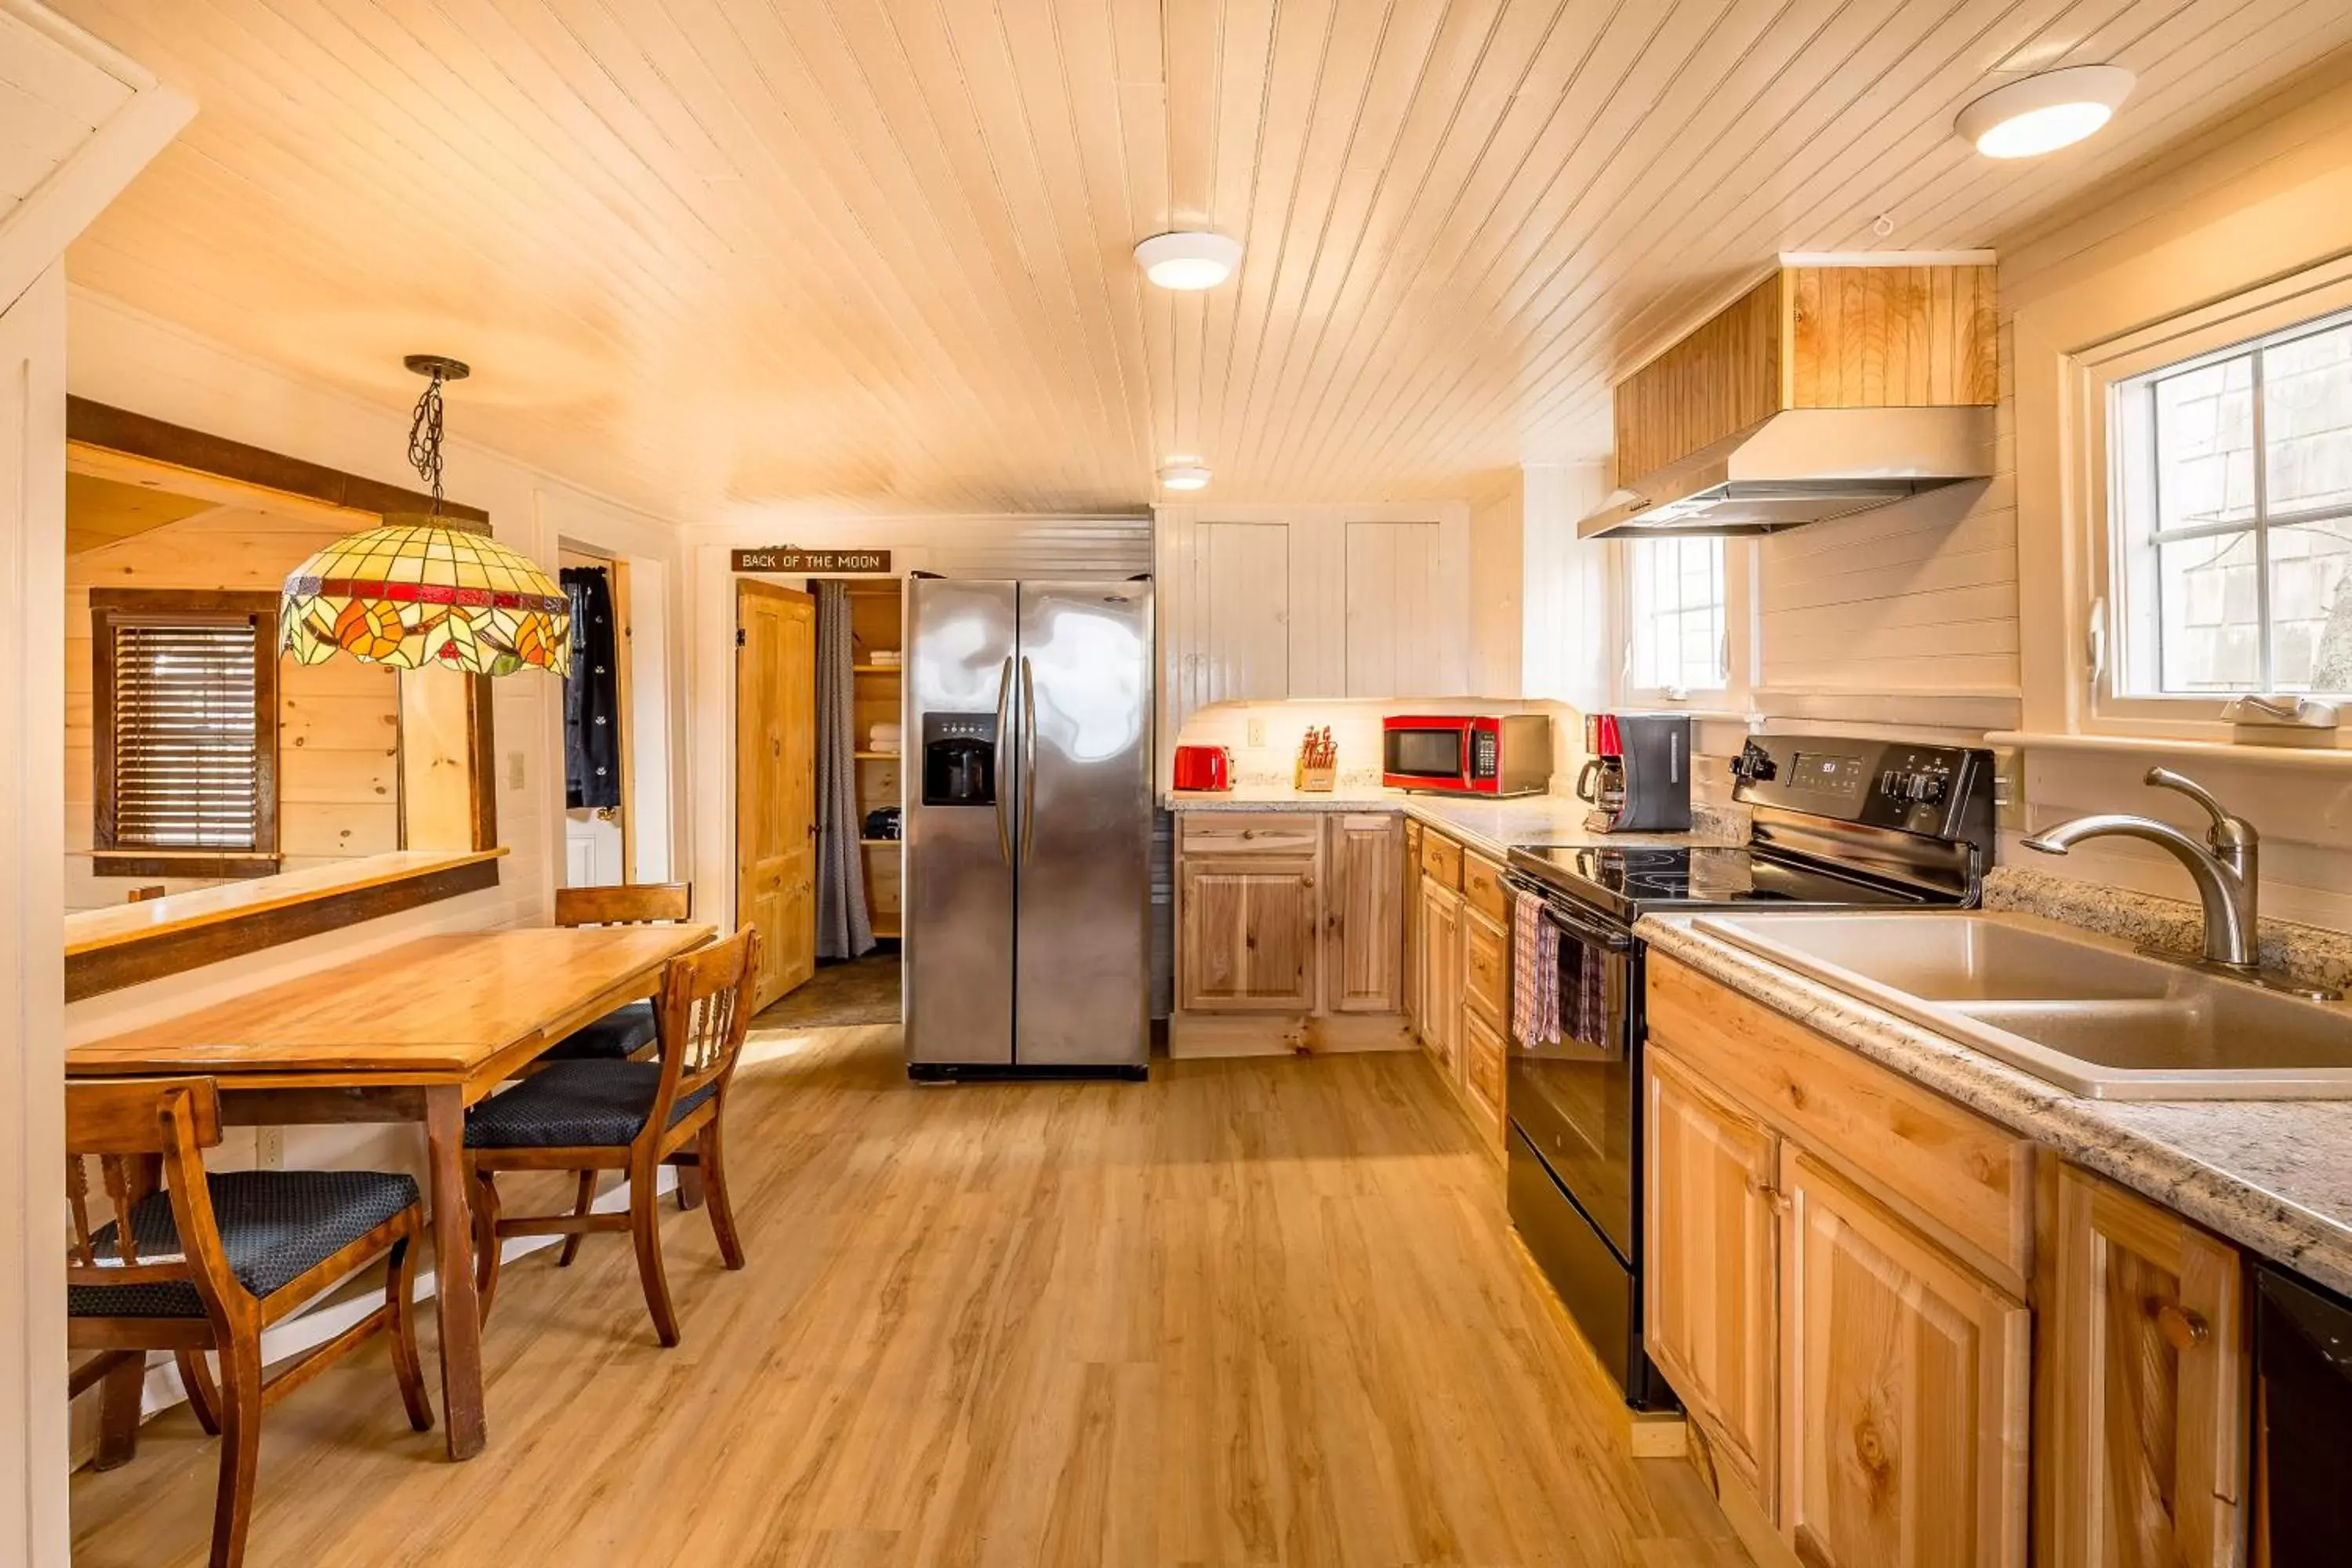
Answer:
853 750 901 760
858 837 901 848
869 918 902 940
852 663 902 675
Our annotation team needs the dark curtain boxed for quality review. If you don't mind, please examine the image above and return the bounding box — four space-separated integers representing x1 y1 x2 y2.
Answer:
562 567 621 810
814 582 874 960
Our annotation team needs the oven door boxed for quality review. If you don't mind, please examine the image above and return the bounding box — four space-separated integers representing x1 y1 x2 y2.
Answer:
1504 898 1638 1262
1383 725 1469 787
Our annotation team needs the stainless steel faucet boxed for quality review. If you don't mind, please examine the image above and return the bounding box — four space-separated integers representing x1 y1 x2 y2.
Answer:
2022 767 2334 996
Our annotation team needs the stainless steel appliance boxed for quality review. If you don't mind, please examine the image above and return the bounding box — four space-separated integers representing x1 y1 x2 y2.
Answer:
1381 713 1552 797
904 577 1153 1080
1577 713 1691 833
1502 732 1997 1407
2254 1262 2352 1563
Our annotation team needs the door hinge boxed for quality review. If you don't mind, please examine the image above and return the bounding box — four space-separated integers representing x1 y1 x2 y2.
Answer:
735 626 746 649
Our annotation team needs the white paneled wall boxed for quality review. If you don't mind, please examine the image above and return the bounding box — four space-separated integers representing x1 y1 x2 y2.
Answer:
1343 520 1445 699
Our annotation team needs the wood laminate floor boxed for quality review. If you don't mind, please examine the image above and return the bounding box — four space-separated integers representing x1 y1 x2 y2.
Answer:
71 1024 1749 1568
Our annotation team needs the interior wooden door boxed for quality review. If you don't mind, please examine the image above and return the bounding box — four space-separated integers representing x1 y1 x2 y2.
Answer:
1779 1145 2031 1568
735 580 816 1011
1324 812 1404 1012
1645 1047 1779 1513
2044 1163 2247 1568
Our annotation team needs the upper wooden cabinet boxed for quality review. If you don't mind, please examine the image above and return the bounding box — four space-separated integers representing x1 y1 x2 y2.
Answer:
2044 1163 2248 1568
1324 814 1406 1014
1613 263 1999 482
1778 1146 2031 1568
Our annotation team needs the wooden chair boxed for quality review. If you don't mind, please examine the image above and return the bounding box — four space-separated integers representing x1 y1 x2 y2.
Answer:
466 925 760 1345
538 882 693 1064
66 1078 432 1568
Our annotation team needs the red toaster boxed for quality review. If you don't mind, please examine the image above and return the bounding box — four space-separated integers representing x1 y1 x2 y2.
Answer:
1172 744 1233 792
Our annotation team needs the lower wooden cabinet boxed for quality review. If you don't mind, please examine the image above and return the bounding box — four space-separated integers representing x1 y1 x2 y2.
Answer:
1417 877 1461 1076
1176 855 1319 1011
2043 1163 2247 1568
1325 813 1405 1012
1778 1146 2032 1568
1646 1047 1778 1511
1459 1000 1506 1127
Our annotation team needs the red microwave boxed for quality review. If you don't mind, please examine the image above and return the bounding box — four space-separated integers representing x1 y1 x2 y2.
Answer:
1381 714 1553 797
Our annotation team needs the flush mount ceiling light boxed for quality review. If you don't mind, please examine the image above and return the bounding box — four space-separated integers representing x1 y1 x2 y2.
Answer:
280 355 572 677
1134 231 1243 290
1955 64 2135 158
1160 461 1212 492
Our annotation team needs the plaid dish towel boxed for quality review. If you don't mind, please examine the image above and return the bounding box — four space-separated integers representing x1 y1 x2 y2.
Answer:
1573 942 1610 1047
1512 891 1561 1047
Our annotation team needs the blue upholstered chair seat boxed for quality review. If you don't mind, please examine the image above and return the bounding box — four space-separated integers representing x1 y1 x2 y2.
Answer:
465 1059 716 1150
540 999 658 1062
67 1170 419 1319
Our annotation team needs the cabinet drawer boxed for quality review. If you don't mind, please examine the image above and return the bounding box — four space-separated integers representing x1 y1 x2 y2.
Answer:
1179 812 1322 857
1647 954 2037 1296
1463 906 1508 1025
1463 851 1510 924
1418 829 1463 891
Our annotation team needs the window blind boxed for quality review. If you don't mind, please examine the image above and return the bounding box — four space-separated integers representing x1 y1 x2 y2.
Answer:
107 619 263 850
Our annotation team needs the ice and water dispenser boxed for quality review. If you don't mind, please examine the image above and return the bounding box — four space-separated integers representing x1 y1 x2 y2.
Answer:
920 712 998 807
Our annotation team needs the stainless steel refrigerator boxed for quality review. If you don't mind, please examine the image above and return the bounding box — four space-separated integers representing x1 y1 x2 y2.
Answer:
903 577 1152 1078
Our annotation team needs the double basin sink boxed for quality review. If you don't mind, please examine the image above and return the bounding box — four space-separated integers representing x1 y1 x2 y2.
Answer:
1693 912 2352 1100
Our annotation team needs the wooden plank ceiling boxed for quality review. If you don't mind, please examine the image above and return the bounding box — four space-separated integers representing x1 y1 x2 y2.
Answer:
55 0 2352 520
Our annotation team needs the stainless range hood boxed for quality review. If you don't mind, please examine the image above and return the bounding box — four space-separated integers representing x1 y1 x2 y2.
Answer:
1576 403 1996 539
1578 259 2000 539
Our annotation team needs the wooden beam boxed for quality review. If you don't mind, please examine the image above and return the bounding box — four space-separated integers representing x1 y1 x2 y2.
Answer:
65 397 492 529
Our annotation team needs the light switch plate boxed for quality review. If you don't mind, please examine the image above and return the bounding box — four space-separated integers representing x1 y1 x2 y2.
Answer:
256 1127 285 1171
1247 718 1265 748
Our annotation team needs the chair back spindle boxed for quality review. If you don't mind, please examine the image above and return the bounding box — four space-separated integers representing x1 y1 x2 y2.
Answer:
63 1079 234 1308
652 926 762 1118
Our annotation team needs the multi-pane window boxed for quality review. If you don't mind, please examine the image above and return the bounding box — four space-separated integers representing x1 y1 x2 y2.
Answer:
1627 535 1728 696
93 591 279 856
2114 312 2352 696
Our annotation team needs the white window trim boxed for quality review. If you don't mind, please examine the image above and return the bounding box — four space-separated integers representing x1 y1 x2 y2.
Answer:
1610 534 1755 713
2059 256 2352 742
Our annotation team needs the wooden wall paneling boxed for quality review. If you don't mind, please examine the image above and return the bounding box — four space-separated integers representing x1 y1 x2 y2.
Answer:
1612 274 1782 482
1784 264 1999 411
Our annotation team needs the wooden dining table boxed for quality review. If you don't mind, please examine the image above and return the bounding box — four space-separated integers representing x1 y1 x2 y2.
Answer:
67 924 716 1461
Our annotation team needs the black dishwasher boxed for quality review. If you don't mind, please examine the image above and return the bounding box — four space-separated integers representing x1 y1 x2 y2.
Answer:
2254 1263 2352 1563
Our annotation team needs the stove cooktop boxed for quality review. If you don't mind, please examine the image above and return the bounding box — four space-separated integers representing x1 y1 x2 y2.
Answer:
1504 843 1942 922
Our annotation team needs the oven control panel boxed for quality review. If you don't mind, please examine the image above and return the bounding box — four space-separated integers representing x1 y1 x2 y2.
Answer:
1734 735 1994 844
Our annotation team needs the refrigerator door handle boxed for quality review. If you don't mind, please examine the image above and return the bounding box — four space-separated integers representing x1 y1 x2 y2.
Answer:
992 655 1014 864
1018 655 1039 865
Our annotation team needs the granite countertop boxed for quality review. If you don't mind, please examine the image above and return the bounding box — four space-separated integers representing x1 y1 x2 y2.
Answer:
1165 787 1747 862
1639 912 2352 1298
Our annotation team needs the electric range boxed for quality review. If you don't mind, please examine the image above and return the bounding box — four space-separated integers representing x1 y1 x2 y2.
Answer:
1497 733 1998 1410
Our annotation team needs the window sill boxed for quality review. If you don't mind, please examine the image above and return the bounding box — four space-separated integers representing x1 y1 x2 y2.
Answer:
93 851 283 880
65 848 509 1003
1986 730 2352 772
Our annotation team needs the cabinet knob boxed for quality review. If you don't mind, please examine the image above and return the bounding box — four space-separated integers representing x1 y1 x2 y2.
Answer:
2154 1302 2209 1350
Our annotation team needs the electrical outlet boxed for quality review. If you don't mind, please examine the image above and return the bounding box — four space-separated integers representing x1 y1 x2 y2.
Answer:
1247 717 1265 748
256 1127 285 1171
506 750 527 791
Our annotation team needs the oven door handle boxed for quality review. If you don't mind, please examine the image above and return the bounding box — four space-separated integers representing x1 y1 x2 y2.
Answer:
1539 906 1635 953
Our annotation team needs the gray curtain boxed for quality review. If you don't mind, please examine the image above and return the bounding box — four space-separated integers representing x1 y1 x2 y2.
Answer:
814 583 874 960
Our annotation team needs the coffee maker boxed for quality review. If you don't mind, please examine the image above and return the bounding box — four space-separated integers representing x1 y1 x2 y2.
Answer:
1577 713 1693 833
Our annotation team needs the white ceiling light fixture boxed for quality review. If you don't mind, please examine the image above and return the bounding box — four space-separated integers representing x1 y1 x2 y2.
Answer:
1160 460 1212 492
1956 64 2136 159
1134 231 1243 290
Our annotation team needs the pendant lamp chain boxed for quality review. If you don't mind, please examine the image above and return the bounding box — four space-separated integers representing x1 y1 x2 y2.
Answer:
407 365 447 515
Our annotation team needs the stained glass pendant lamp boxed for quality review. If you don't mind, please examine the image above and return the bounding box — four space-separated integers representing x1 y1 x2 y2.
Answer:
280 355 571 677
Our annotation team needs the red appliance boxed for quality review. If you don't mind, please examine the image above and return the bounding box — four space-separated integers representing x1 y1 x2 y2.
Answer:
1381 714 1552 797
1172 744 1233 793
